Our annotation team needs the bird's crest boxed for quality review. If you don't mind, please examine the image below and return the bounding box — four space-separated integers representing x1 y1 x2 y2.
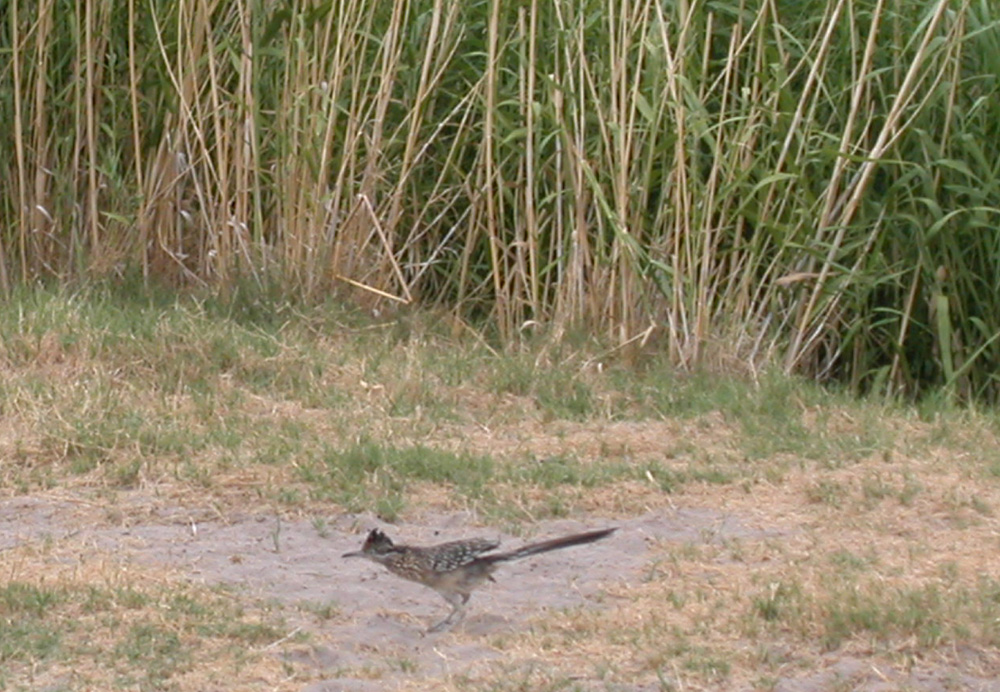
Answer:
360 528 395 555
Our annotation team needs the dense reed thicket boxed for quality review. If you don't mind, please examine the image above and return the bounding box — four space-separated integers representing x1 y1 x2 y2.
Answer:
1 0 999 400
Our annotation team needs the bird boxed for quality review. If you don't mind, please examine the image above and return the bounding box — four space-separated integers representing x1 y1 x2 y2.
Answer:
342 526 616 632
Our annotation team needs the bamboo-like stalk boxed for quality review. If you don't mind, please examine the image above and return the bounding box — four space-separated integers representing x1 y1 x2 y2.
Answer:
11 0 28 286
83 0 100 258
483 0 506 337
785 0 958 372
127 0 146 279
1 0 998 399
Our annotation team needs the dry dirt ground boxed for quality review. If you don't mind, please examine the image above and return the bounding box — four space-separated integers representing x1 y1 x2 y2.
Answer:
3 418 1000 691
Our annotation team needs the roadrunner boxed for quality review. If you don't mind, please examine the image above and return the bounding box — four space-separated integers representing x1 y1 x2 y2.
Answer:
343 526 616 632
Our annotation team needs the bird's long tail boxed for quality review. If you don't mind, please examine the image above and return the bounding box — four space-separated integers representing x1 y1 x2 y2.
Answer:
490 527 616 563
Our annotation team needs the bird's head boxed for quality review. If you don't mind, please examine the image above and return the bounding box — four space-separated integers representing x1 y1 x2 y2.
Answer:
342 528 396 559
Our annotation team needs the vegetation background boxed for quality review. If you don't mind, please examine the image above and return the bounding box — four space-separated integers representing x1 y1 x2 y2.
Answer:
2 0 1000 399
5 2 1000 689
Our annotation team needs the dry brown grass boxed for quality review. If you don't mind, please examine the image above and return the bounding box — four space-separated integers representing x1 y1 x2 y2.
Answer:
1 539 297 691
5 406 1000 690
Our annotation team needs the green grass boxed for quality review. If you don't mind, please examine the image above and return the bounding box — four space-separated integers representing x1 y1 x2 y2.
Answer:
746 574 1000 653
0 580 284 690
2 283 998 517
752 582 804 624
819 582 967 651
299 440 668 520
114 623 188 687
299 441 495 520
0 584 65 666
828 549 878 574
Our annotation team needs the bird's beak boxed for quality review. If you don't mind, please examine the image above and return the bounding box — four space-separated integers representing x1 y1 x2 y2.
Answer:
342 550 363 558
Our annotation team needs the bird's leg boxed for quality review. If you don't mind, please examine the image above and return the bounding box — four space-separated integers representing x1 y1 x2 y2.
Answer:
428 591 468 633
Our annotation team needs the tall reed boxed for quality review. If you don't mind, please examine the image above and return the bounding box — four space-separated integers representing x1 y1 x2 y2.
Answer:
2 0 999 400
